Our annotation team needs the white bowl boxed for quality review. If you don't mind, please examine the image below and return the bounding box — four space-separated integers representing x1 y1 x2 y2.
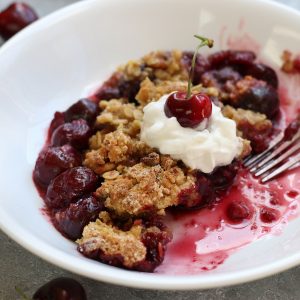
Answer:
1 0 300 290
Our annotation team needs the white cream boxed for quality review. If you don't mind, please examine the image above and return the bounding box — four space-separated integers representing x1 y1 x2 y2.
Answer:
141 94 242 173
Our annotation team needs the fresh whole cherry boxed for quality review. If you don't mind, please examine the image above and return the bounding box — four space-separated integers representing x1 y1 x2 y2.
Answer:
165 35 213 128
45 166 99 209
33 144 82 188
54 195 103 240
0 2 38 40
164 91 212 128
32 277 87 300
51 119 92 150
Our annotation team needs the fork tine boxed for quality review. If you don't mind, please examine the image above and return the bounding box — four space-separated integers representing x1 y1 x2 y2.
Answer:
243 132 284 167
261 152 300 183
250 133 300 173
254 142 300 176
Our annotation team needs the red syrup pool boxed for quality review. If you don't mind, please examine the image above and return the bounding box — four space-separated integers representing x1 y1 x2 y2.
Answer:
156 166 300 275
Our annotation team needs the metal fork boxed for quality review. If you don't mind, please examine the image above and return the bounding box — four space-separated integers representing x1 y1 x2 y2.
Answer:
243 118 300 183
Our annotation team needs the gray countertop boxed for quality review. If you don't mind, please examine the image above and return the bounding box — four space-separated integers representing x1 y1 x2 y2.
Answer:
1 0 300 299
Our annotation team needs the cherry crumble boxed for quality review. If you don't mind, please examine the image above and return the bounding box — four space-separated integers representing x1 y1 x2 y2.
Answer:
33 48 300 273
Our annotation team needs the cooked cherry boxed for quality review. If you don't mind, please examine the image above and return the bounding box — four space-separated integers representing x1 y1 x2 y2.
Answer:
64 98 98 124
245 63 278 88
237 120 271 153
135 230 172 272
226 201 253 223
54 195 103 240
294 55 300 72
45 166 98 209
118 77 141 102
260 207 280 223
33 277 87 300
178 175 215 209
284 118 300 140
51 119 92 150
164 91 212 128
95 73 122 100
236 84 279 119
33 145 81 188
181 52 210 84
95 73 140 102
49 112 65 137
208 50 256 69
201 67 241 89
0 3 38 40
208 161 240 190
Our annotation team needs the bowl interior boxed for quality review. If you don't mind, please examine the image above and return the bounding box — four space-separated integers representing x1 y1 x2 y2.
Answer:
0 0 300 289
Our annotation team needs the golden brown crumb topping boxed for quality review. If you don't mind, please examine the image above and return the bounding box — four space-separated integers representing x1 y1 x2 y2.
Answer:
77 213 146 267
96 161 195 216
136 77 219 106
222 105 272 135
119 50 188 84
84 130 151 175
96 99 143 137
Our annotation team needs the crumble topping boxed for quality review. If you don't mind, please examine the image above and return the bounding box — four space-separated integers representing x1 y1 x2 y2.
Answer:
96 160 195 216
119 50 188 83
136 77 219 106
77 212 147 267
84 129 151 175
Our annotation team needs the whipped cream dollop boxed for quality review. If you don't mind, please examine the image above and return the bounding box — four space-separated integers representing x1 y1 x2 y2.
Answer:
141 94 242 173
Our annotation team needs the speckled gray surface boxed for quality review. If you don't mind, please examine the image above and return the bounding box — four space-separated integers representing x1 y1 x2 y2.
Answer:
1 0 300 299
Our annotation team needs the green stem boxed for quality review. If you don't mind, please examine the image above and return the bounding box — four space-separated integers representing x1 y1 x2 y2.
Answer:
15 286 31 300
186 35 214 99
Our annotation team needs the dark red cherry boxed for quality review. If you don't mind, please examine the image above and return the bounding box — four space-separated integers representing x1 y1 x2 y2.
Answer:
208 50 256 69
178 175 215 209
260 207 280 223
134 230 172 272
54 195 103 240
0 3 38 40
49 112 65 137
236 83 279 119
284 118 300 140
164 91 212 128
64 98 99 124
201 67 242 89
294 55 300 72
51 119 92 150
33 277 87 300
209 161 240 190
45 166 98 209
245 63 278 88
33 145 81 188
226 201 253 223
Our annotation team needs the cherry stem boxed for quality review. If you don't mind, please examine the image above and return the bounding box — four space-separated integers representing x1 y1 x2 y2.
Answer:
15 286 31 300
186 35 214 99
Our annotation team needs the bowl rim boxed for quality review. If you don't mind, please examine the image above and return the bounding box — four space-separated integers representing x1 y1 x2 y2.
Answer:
1 0 300 290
